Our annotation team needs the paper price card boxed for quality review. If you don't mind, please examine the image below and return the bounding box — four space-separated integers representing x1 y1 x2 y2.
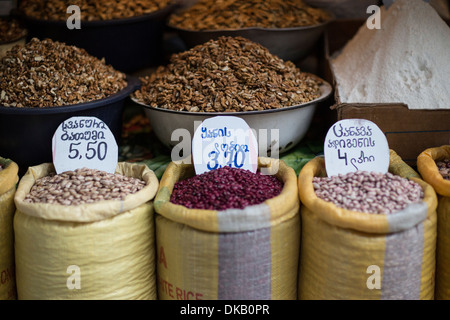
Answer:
324 119 389 177
52 116 118 174
192 116 258 175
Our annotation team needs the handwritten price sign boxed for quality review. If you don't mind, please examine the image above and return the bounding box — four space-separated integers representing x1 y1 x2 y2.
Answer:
52 116 118 174
192 116 258 175
324 119 389 177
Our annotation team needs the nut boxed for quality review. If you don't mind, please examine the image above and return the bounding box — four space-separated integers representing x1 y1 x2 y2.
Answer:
19 0 171 21
169 0 332 30
0 18 27 43
0 38 127 108
133 36 323 112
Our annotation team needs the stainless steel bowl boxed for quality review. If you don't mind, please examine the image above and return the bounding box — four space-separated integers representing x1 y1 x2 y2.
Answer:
132 79 332 156
168 12 334 62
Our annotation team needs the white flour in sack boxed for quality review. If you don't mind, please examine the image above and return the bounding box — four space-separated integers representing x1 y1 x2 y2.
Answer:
331 0 450 110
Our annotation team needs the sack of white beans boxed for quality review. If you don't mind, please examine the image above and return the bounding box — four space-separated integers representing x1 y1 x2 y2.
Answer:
297 150 437 300
0 157 19 300
417 145 450 300
154 157 300 300
13 162 159 300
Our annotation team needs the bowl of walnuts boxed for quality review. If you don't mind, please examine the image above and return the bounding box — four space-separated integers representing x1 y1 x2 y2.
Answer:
167 0 334 63
16 0 178 72
0 38 140 173
131 36 333 157
0 18 27 59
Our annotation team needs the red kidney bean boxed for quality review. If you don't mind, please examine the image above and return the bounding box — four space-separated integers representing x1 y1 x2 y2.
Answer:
170 166 283 210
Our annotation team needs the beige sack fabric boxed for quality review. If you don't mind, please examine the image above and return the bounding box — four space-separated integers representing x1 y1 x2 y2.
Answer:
154 157 300 300
298 153 437 300
0 157 19 300
417 145 450 300
13 162 159 300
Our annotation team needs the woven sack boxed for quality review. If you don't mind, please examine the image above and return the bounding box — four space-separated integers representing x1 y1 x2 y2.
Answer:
417 145 450 300
0 157 19 300
154 157 300 300
297 152 437 300
13 162 158 300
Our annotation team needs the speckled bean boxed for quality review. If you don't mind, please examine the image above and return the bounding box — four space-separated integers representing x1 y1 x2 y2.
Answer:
313 171 424 214
24 167 146 205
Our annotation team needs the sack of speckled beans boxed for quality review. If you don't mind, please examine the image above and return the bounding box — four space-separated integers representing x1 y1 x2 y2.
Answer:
0 157 19 300
13 162 159 300
153 157 300 300
417 145 450 300
297 150 437 300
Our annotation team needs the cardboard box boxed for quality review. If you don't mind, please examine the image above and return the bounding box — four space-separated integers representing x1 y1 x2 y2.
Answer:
325 20 450 166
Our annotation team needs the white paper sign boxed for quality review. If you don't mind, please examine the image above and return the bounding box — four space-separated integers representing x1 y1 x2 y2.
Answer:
52 116 118 174
192 116 258 175
324 119 389 177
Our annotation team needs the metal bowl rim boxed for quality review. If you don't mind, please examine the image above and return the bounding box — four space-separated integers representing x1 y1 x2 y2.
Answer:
0 76 140 115
17 2 178 27
167 10 335 33
133 79 332 117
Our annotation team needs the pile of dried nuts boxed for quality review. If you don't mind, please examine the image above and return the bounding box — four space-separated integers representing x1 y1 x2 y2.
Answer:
169 0 331 30
0 38 127 108
0 19 27 43
313 171 424 214
133 36 322 112
19 0 172 21
170 166 284 210
437 159 450 180
24 168 146 205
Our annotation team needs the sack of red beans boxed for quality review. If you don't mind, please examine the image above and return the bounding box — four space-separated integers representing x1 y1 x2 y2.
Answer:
417 145 450 300
153 157 300 300
0 157 19 300
297 150 438 300
13 162 159 300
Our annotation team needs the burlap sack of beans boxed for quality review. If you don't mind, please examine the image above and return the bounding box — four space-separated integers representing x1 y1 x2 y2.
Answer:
154 157 300 300
417 145 450 300
0 157 19 300
13 162 159 300
297 152 437 300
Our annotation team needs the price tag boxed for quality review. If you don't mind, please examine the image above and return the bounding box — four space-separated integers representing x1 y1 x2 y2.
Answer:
52 116 118 174
192 116 258 175
324 119 389 177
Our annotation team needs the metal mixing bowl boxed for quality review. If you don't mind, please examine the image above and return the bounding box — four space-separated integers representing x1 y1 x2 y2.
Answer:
132 79 332 157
